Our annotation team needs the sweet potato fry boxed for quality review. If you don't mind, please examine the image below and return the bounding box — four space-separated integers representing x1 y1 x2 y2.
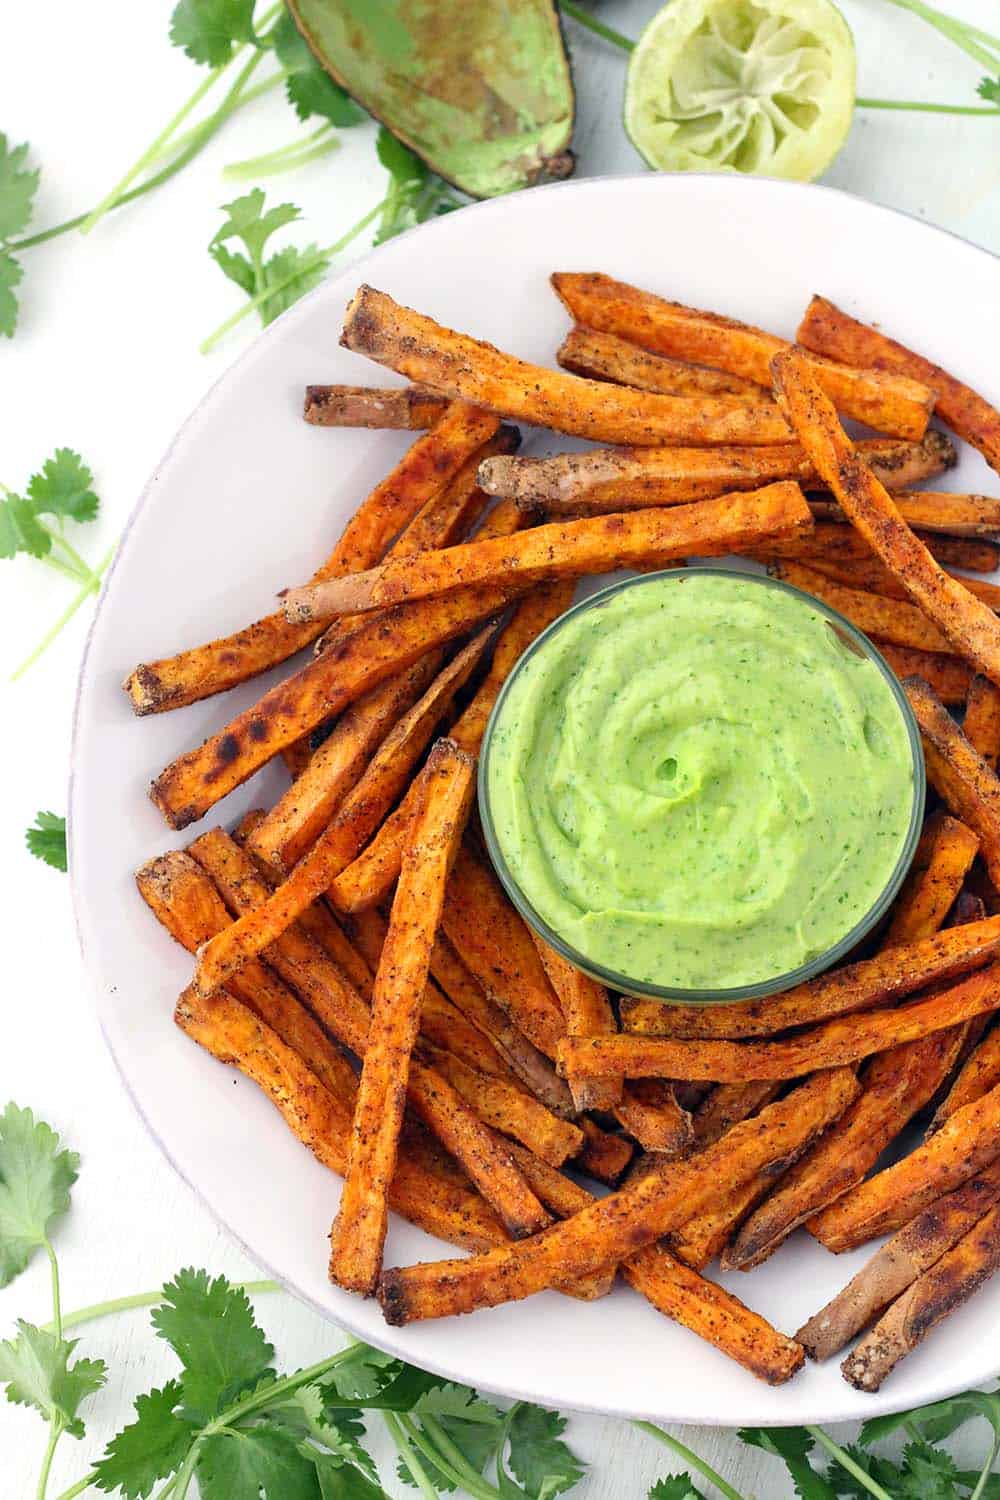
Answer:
376 1069 859 1324
619 914 1000 1038
725 1025 966 1270
562 966 1000 1083
442 842 566 1060
574 1117 635 1186
479 436 950 515
772 349 1000 685
303 384 449 428
530 933 621 1112
613 1081 694 1157
623 1245 805 1385
193 635 495 995
552 272 935 439
330 740 540 1291
842 1201 1000 1390
341 285 797 447
124 401 499 715
189 824 548 1239
556 325 767 400
282 483 813 623
151 581 518 830
884 813 980 946
928 1022 1000 1132
810 491 1000 538
422 1045 582 1166
761 524 999 574
692 1083 782 1147
329 584 576 916
810 1081 1000 1251
797 1159 1000 1361
964 675 1000 771
424 932 573 1113
137 850 360 1108
906 676 1000 887
768 560 952 653
872 645 973 706
797 293 1000 476
174 985 508 1253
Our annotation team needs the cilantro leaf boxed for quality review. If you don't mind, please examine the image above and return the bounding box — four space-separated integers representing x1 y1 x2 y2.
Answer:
93 1380 196 1498
151 1268 275 1422
169 0 257 66
272 11 366 126
649 1479 707 1500
0 249 23 338
211 189 301 266
270 1384 378 1483
0 1321 105 1438
398 1387 504 1493
258 243 329 325
978 76 1000 104
209 243 256 296
897 1440 962 1498
26 812 67 872
318 1345 402 1406
738 1428 837 1499
0 1102 77 1285
0 134 40 241
313 1453 392 1499
196 1425 319 1499
502 1403 586 1500
27 448 99 523
0 493 50 559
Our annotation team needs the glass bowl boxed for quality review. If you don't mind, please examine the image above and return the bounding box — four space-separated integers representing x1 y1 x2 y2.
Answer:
478 567 926 1006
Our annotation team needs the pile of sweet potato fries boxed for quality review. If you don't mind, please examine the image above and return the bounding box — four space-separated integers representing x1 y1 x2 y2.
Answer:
129 271 1000 1393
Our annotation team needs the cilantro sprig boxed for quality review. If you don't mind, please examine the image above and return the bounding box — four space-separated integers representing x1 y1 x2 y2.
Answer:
2 448 113 678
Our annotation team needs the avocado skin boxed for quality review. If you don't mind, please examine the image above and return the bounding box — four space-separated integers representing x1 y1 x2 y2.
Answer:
287 0 576 199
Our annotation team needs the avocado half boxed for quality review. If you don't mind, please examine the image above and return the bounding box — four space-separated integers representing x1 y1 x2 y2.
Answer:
286 0 576 198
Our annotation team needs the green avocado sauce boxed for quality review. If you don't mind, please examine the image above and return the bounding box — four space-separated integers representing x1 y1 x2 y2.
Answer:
484 571 917 991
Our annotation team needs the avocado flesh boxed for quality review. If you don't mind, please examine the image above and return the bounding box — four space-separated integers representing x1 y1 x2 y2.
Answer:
287 0 576 198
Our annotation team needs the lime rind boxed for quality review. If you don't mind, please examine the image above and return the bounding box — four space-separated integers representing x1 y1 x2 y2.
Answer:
625 0 856 182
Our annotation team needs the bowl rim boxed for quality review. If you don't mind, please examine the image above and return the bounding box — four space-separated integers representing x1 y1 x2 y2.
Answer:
478 565 926 1004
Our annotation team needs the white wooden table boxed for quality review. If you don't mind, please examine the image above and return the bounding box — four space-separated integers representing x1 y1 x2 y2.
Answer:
2 4 999 1494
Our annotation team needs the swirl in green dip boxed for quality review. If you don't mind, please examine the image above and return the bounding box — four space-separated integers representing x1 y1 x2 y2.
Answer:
484 571 916 990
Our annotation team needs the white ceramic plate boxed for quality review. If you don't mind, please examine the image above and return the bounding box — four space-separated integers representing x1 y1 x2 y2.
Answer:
71 174 1000 1427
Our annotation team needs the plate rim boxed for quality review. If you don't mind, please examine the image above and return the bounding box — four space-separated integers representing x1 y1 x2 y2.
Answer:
69 170 1000 1428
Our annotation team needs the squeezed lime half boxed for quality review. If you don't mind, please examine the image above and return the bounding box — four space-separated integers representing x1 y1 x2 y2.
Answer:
625 0 856 180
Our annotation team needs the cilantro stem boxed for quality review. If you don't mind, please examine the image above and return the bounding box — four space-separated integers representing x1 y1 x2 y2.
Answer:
199 193 389 353
51 1476 93 1500
11 542 115 680
633 1421 745 1500
404 1414 501 1500
37 1420 64 1500
878 0 1000 70
44 1278 279 1335
560 1 634 51
45 1239 63 1340
970 1430 1000 1500
857 96 1000 113
79 68 225 235
805 1425 894 1500
224 124 338 179
385 1411 440 1500
147 74 285 165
